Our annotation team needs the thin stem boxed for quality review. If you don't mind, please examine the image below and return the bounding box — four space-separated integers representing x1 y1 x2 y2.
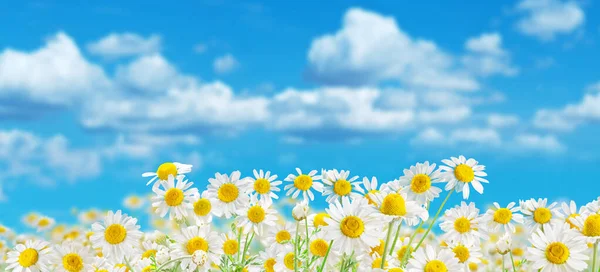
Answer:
380 221 394 268
509 251 517 272
305 217 310 271
241 232 254 265
413 189 454 252
400 220 425 267
592 242 598 272
294 220 300 272
318 240 334 272
502 255 505 272
388 221 403 256
236 228 242 261
155 255 191 271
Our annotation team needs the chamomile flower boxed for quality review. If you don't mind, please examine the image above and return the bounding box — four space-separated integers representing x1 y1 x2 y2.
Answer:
569 212 600 243
237 195 278 235
142 162 192 186
439 156 488 199
249 169 281 201
151 175 198 220
217 231 242 256
131 258 153 272
392 237 413 263
309 212 332 229
323 198 383 254
35 216 55 232
519 198 558 232
407 245 462 272
308 231 332 258
369 190 429 226
358 176 381 205
582 197 600 215
50 241 94 272
274 246 303 271
528 223 588 271
140 240 165 260
555 200 582 229
123 195 145 210
5 239 51 272
256 244 285 272
205 171 251 219
482 202 524 234
398 161 443 205
170 225 221 270
320 169 362 203
187 191 214 225
359 252 399 270
440 202 487 245
284 168 323 201
263 222 296 247
22 213 40 229
90 210 143 260
446 240 482 270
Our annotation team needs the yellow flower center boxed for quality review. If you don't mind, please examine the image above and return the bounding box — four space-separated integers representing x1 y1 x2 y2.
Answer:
566 213 580 229
365 189 379 205
18 248 39 267
156 162 177 180
380 193 407 216
468 262 478 271
512 248 524 256
371 239 385 256
62 253 84 272
104 224 127 245
217 184 239 203
340 216 365 238
396 245 412 261
583 214 600 237
411 174 431 193
142 249 157 259
452 245 470 263
309 239 329 257
333 179 352 196
114 264 130 272
424 260 448 272
454 217 471 233
454 164 474 183
284 252 300 270
164 188 184 206
247 205 266 223
371 257 388 269
276 230 291 244
193 198 212 216
38 218 51 227
142 266 152 272
264 258 276 272
493 208 512 224
313 213 331 227
389 269 404 272
186 237 209 254
0 226 6 233
533 208 552 224
254 178 271 194
294 175 313 191
223 239 239 255
545 242 569 264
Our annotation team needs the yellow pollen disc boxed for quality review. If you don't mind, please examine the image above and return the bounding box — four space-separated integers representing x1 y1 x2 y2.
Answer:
247 205 266 223
223 239 239 255
340 216 365 238
365 189 379 205
217 184 239 203
583 214 600 237
284 252 299 270
454 164 474 183
512 248 524 256
142 266 152 272
156 162 177 180
276 230 291 243
104 224 127 245
452 245 470 263
18 248 39 267
313 213 331 227
371 257 388 269
533 208 552 224
186 237 209 254
193 198 212 216
566 213 580 229
397 245 412 261
380 193 407 216
38 218 51 227
115 264 130 272
493 208 512 224
424 260 448 272
164 188 184 206
371 239 385 256
62 253 84 272
142 249 157 259
254 178 271 194
545 242 569 264
310 239 329 257
333 179 352 196
411 174 432 194
294 175 313 191
264 258 276 272
454 217 472 233
389 269 404 272
468 262 478 271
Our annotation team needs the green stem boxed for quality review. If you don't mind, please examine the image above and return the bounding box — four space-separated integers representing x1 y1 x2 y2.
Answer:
241 232 254 264
318 240 334 272
509 251 517 272
305 217 310 271
388 221 403 256
294 221 300 272
380 221 394 268
592 242 598 272
400 220 425 267
236 228 242 261
412 189 454 252
155 255 191 271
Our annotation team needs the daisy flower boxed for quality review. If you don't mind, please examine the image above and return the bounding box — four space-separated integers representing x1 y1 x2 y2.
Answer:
50 241 94 272
320 169 362 203
322 197 383 254
407 245 463 272
187 191 214 225
122 195 145 210
248 169 282 201
140 240 165 260
170 225 222 270
256 243 285 272
582 197 600 215
90 210 143 260
495 232 512 255
309 212 332 229
237 195 278 235
359 252 399 270
357 176 381 205
569 212 600 244
527 223 588 271
482 202 524 234
391 237 413 263
284 168 323 201
369 190 429 226
131 258 153 272
5 239 51 272
308 231 332 259
445 240 482 270
35 216 55 232
274 246 302 271
142 162 192 186
151 175 199 220
398 161 443 205
555 200 583 229
439 156 488 199
217 231 242 256
521 198 559 233
205 171 251 219
263 222 296 247
440 201 487 245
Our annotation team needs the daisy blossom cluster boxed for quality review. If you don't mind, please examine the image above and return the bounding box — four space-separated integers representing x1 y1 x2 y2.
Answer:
0 158 599 272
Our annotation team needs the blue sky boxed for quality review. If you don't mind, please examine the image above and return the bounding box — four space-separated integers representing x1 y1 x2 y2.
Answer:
0 0 599 229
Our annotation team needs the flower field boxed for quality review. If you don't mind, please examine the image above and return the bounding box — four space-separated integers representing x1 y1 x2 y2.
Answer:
1 156 599 271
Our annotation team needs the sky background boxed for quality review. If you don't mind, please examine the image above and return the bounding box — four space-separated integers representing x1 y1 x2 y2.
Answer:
0 0 599 230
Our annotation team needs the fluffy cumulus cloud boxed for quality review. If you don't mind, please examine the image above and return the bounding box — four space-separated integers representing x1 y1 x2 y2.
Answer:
462 33 518 77
411 127 502 147
115 54 193 93
213 54 239 74
534 87 600 131
87 32 161 58
516 0 585 40
488 113 519 128
514 133 565 153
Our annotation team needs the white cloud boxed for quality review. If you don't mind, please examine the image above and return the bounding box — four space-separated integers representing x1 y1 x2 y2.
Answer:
465 33 505 55
116 54 192 93
411 127 445 145
586 81 600 92
87 32 161 58
516 0 585 40
462 33 518 77
418 107 471 124
533 91 600 131
104 134 201 158
44 135 101 181
412 127 501 146
488 113 519 128
514 133 565 153
213 54 239 74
